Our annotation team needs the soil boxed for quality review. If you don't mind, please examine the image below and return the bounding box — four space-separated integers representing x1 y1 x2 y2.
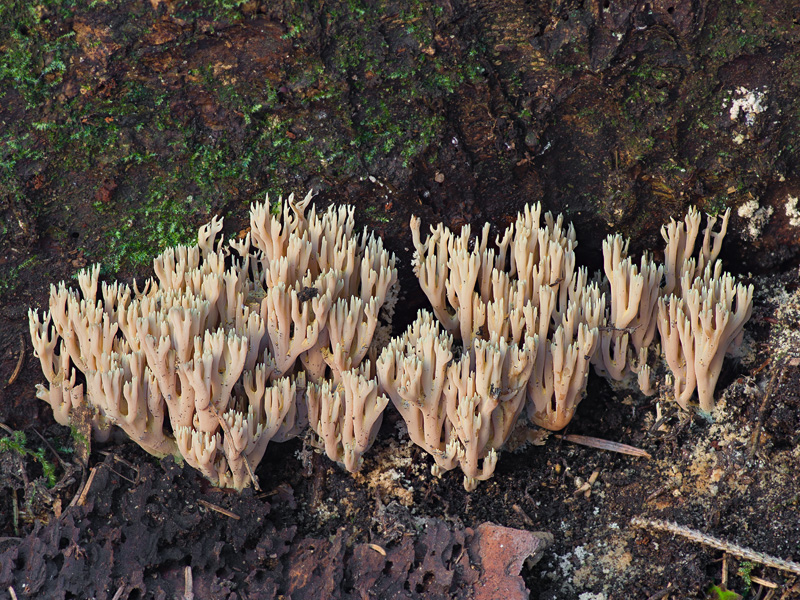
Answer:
1 1 800 598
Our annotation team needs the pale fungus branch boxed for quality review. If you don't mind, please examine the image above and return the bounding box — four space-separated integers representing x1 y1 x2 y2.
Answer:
306 362 389 472
593 233 663 393
410 203 602 437
376 311 458 474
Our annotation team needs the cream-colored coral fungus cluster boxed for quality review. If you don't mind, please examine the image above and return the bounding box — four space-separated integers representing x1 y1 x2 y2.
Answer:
382 204 752 489
28 195 752 492
29 192 397 490
374 206 604 490
656 208 753 411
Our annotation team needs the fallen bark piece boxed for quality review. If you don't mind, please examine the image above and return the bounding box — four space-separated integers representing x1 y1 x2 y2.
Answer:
468 523 554 600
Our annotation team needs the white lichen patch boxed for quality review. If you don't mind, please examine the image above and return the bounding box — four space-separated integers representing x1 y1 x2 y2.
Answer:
572 536 633 589
542 547 580 597
785 195 800 227
723 86 768 144
762 274 800 363
727 86 768 126
737 199 772 240
737 199 759 219
542 529 640 598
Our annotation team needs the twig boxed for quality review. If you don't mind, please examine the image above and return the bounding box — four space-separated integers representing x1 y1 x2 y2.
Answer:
198 499 240 520
631 517 800 575
512 504 535 527
750 576 778 589
111 585 126 600
645 485 668 502
97 451 141 484
258 483 292 500
104 465 136 485
598 323 641 335
749 360 784 459
13 443 30 489
649 415 670 434
368 544 386 556
751 357 772 376
722 554 728 587
555 434 651 458
99 463 136 485
112 454 140 482
8 586 18 600
573 470 601 498
6 336 24 385
184 566 194 600
12 489 18 536
65 460 89 512
76 467 98 506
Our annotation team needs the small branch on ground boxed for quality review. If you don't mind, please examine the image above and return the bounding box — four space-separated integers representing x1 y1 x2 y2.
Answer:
6 335 24 385
184 566 194 600
631 517 800 575
198 499 240 520
76 466 98 507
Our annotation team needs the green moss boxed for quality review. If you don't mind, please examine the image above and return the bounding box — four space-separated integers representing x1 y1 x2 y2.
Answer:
623 63 677 115
363 205 390 223
0 430 59 488
0 1 78 108
95 181 204 273
706 584 742 600
735 561 754 593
